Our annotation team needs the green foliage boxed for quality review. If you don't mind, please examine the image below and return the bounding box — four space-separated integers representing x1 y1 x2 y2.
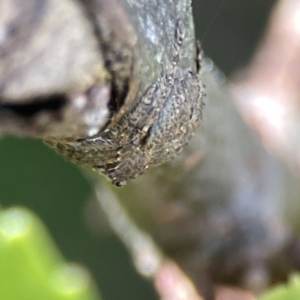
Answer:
0 207 100 300
260 275 300 300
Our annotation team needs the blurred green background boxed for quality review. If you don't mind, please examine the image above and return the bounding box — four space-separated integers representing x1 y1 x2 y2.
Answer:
0 1 276 299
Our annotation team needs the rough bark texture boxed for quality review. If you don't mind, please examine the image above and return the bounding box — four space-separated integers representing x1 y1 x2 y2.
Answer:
2 0 300 300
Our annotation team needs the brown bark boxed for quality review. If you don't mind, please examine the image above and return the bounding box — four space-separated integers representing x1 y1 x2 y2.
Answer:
2 0 300 300
94 65 300 299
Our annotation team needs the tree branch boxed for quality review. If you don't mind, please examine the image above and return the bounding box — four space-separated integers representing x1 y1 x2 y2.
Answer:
94 62 300 299
2 1 300 300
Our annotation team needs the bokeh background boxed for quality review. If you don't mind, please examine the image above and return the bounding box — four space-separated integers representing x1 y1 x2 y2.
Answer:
0 1 276 299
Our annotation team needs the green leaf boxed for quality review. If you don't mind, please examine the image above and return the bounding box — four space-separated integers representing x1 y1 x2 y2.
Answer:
0 207 100 300
260 274 300 300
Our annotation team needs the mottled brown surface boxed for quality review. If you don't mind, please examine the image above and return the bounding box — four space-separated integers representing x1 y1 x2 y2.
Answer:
2 1 300 300
47 20 204 185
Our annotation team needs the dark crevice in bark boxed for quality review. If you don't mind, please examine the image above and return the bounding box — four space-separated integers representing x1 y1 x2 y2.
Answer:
0 94 67 118
77 0 133 120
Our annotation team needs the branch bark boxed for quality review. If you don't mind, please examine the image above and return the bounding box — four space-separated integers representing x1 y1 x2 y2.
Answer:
1 1 300 300
94 62 300 299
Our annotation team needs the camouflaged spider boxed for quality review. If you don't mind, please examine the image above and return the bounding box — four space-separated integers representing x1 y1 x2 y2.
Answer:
47 20 204 186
